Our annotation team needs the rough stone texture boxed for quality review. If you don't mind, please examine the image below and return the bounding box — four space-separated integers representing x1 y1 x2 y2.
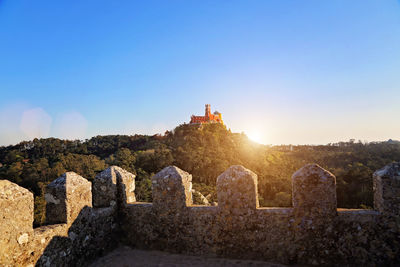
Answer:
34 206 118 267
217 165 259 214
46 172 92 225
215 165 261 257
93 167 118 208
152 166 192 210
0 180 34 266
122 164 400 265
292 164 337 221
373 162 400 216
121 201 400 265
1 164 400 266
115 166 136 205
93 166 136 208
0 180 118 266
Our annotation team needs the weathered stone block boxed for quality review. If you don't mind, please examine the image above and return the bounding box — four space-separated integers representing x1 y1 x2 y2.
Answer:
46 172 92 225
152 166 192 210
93 166 136 208
374 162 400 216
2 163 400 266
93 167 117 207
217 165 259 215
292 164 337 220
115 166 136 205
0 180 33 265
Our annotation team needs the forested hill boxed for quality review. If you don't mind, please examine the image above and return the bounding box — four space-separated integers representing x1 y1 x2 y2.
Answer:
1 123 400 225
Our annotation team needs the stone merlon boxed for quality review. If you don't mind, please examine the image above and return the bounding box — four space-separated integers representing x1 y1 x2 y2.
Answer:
1 163 400 266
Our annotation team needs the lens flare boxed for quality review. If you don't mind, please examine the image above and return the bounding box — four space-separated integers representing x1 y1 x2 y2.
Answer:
247 131 264 144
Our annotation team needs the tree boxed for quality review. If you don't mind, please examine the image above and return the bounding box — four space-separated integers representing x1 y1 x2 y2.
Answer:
106 148 136 173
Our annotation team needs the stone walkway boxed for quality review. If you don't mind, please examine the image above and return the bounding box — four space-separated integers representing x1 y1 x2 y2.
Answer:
90 246 287 267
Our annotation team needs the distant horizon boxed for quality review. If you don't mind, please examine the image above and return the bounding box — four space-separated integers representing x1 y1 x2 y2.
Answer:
1 1 399 146
1 121 398 148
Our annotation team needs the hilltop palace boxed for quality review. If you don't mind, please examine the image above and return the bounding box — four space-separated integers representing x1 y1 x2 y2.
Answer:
190 104 223 124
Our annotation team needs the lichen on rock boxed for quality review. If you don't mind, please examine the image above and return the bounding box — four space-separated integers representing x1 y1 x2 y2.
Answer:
292 164 337 221
152 166 192 210
93 166 136 208
374 162 400 216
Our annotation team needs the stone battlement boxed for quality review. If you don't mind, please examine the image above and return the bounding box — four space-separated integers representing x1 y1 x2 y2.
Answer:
1 163 400 266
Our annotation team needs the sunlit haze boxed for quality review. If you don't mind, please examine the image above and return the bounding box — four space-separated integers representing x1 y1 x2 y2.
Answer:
1 1 400 146
246 131 266 145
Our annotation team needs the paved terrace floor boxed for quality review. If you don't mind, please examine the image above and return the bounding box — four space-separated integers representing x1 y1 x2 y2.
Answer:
90 246 287 267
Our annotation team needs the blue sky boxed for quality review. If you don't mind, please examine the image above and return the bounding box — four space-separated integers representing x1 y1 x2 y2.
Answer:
0 0 399 145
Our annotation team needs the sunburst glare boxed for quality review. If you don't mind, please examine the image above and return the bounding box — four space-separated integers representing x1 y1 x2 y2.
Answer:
246 131 265 144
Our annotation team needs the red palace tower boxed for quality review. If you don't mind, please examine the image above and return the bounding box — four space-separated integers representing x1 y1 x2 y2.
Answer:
190 104 223 124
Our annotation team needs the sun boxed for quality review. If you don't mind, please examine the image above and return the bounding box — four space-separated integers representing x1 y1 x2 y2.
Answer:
247 131 264 144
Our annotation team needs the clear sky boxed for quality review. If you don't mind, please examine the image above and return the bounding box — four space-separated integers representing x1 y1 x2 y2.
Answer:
1 0 399 146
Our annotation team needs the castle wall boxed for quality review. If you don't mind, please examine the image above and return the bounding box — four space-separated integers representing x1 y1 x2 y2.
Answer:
0 165 135 266
0 180 34 265
1 163 400 266
121 164 400 265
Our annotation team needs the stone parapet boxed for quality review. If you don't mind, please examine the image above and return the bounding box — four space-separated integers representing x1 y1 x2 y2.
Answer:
1 163 400 266
217 165 259 215
45 172 92 225
0 170 121 266
152 166 192 211
0 180 34 266
93 166 136 208
292 164 337 222
373 162 400 216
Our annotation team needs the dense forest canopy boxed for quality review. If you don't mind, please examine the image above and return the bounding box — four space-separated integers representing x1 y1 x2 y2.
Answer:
1 123 399 226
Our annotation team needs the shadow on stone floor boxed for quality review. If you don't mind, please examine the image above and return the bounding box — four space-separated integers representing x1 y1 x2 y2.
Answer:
89 246 288 267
